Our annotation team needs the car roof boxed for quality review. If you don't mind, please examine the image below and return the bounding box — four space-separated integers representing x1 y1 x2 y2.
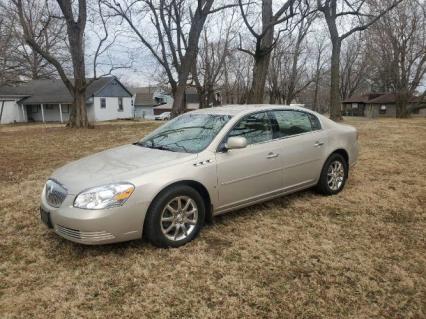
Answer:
190 104 314 116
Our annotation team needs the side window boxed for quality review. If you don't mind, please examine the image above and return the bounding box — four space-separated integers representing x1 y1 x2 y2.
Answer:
272 111 312 138
118 97 123 111
100 98 106 109
229 112 273 145
308 113 321 131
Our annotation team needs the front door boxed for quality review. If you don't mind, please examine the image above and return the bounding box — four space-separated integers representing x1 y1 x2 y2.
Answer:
215 111 283 210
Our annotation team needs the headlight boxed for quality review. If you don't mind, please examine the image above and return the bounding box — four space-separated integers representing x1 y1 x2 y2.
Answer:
73 183 135 210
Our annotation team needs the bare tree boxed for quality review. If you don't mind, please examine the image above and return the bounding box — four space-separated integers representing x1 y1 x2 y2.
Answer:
12 0 90 127
0 1 21 85
339 34 369 100
311 33 329 111
238 0 303 103
223 50 254 104
13 0 68 80
192 9 237 108
367 0 426 117
266 9 317 105
12 0 122 128
105 0 234 116
317 0 403 121
283 9 316 104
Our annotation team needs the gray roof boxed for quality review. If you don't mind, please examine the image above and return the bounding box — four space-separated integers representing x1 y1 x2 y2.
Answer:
0 77 128 105
343 92 422 105
130 87 157 106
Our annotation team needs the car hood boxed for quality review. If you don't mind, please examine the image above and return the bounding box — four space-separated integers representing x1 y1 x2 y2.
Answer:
51 144 196 194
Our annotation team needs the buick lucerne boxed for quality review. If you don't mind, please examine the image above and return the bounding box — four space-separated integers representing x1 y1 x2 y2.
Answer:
40 105 358 247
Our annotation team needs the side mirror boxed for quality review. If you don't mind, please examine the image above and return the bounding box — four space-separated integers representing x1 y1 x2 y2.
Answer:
225 136 248 150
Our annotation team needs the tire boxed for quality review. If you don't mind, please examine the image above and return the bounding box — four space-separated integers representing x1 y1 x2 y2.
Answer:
316 153 348 195
144 185 205 248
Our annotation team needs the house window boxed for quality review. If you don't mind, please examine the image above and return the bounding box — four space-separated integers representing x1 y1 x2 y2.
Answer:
62 105 70 113
118 97 123 111
100 98 106 109
379 105 387 114
31 105 39 113
46 105 55 110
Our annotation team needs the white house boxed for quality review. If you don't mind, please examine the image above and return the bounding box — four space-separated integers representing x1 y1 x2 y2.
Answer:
0 76 133 124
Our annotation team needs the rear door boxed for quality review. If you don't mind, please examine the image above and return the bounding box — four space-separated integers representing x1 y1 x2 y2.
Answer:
215 111 284 210
269 110 327 189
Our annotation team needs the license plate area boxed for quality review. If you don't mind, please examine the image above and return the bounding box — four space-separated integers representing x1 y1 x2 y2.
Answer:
40 207 53 228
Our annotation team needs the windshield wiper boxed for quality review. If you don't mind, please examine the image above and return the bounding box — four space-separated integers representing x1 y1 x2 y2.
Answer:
152 145 176 152
133 142 176 152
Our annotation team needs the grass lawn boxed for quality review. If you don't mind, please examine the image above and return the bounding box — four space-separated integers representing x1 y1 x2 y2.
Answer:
0 117 425 318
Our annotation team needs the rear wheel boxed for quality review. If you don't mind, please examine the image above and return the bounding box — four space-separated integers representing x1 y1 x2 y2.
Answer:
144 185 205 248
316 153 348 195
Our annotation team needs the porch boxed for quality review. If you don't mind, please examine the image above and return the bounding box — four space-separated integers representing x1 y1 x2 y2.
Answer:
25 103 71 123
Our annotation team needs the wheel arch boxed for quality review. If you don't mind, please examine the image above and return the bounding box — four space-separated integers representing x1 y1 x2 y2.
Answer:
331 148 349 166
145 180 213 227
323 148 350 178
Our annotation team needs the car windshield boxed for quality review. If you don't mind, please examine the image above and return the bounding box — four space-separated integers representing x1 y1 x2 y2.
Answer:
136 113 231 153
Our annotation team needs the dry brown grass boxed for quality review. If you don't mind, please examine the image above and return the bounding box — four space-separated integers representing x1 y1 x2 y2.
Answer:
0 118 425 318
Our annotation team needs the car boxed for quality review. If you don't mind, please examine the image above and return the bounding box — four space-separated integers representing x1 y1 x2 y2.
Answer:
155 112 171 121
40 105 358 247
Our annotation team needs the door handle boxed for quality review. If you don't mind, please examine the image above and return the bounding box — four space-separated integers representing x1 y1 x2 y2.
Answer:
314 141 324 147
266 152 279 159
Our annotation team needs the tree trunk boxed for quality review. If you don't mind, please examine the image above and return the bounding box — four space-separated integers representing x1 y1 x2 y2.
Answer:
249 52 272 103
247 0 274 104
269 90 275 104
67 42 89 127
207 85 215 107
286 27 304 105
313 78 320 112
172 84 186 116
329 40 342 121
69 89 88 128
396 91 409 118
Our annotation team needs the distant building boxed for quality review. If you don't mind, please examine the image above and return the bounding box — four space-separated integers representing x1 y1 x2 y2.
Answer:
342 93 426 118
0 76 133 124
152 87 201 116
130 87 172 119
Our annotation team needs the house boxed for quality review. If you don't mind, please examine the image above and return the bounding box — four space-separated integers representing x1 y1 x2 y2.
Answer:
130 87 172 119
152 87 201 116
342 93 426 118
0 76 133 124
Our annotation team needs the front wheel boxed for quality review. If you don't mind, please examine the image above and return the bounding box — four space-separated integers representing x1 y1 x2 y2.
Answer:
144 185 205 248
316 153 348 195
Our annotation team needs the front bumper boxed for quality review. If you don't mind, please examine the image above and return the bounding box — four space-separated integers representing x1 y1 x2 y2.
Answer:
40 188 150 245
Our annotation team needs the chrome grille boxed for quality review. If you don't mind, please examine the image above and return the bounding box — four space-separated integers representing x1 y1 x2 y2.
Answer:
45 180 67 208
55 225 115 242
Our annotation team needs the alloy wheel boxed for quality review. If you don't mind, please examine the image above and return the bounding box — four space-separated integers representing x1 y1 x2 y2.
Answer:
160 196 198 241
327 160 345 191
